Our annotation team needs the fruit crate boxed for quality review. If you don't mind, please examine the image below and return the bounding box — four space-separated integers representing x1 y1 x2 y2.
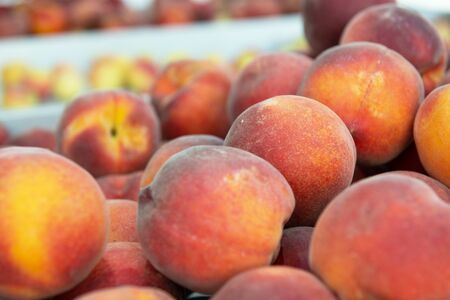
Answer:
0 15 301 135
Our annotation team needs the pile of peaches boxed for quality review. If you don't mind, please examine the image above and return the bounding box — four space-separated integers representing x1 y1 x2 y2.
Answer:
1 50 261 109
0 1 449 299
0 0 302 38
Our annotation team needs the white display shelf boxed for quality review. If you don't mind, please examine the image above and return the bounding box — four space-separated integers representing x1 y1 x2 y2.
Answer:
0 15 302 134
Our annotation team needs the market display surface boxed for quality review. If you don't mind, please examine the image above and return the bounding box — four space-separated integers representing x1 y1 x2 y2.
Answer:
0 0 449 300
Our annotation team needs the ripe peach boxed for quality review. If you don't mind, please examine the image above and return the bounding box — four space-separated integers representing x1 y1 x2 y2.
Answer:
140 134 223 187
273 227 313 272
27 0 68 35
414 84 450 187
73 286 175 300
151 0 196 25
106 200 138 243
50 64 83 102
23 69 51 101
224 96 356 226
190 0 218 21
227 0 282 19
89 56 130 90
0 147 107 299
0 6 27 38
10 128 56 151
228 52 313 121
2 86 39 109
388 171 449 203
299 42 423 165
303 0 395 56
211 266 336 300
58 91 160 177
151 60 231 139
55 243 184 300
0 122 9 146
126 57 159 93
310 174 450 300
97 171 143 201
341 4 447 94
138 145 295 294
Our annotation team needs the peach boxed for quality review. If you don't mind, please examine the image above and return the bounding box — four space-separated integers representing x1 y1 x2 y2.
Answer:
299 42 424 165
55 242 184 300
89 56 130 90
0 5 27 38
228 52 313 121
341 4 448 94
106 200 138 243
224 96 356 226
0 122 9 146
303 0 395 56
23 69 51 101
58 91 160 177
2 62 28 87
50 64 83 102
211 266 336 300
27 0 68 35
387 171 449 203
126 57 159 93
414 84 450 187
99 8 148 30
151 0 196 25
310 174 450 300
273 227 313 272
227 0 282 19
138 145 295 294
232 49 260 72
190 0 218 21
0 147 107 299
2 86 38 109
10 128 56 151
140 134 223 187
74 286 175 300
97 171 143 201
151 60 231 139
67 0 105 30
282 0 304 13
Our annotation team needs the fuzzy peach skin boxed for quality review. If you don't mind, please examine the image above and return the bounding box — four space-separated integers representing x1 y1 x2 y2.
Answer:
97 171 143 201
273 227 313 272
10 128 56 151
0 122 9 145
140 134 223 187
387 171 450 203
299 42 424 166
0 147 108 300
58 90 160 177
310 174 450 300
228 52 313 121
73 286 175 300
341 4 447 94
138 145 295 294
211 266 336 300
55 243 184 300
224 96 356 226
303 0 395 56
151 60 231 139
106 200 138 243
414 84 450 187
